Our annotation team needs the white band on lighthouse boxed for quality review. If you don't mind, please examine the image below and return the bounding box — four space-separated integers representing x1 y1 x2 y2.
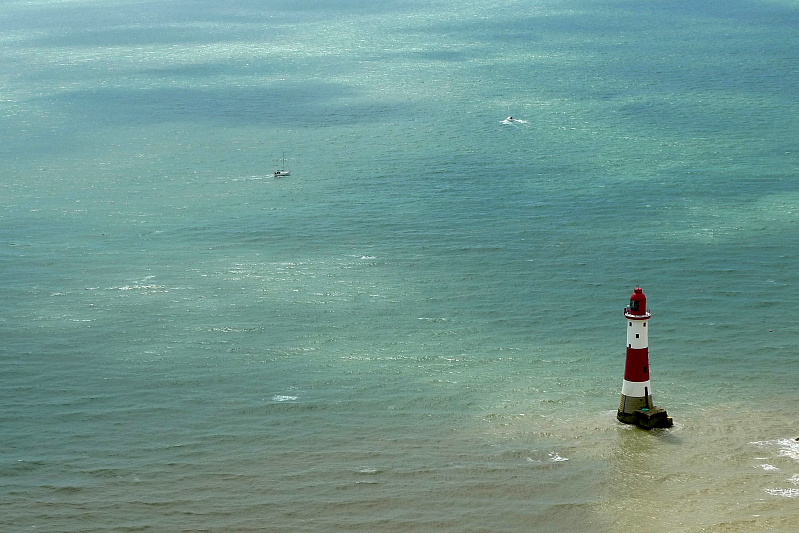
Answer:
621 379 651 397
626 320 648 349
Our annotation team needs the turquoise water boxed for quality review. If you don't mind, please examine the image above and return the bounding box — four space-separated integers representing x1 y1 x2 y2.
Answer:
2 0 799 530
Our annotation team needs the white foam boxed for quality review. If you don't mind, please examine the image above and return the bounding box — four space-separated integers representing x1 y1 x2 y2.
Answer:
272 395 298 402
777 439 799 462
753 438 799 462
765 488 799 498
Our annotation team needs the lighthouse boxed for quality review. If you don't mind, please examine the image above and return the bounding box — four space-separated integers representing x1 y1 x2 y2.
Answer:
617 286 673 429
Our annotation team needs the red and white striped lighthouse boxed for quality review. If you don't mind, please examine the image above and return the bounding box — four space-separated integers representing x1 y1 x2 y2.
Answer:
617 286 673 429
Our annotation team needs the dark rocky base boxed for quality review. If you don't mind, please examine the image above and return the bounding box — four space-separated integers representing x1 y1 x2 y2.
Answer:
617 406 673 430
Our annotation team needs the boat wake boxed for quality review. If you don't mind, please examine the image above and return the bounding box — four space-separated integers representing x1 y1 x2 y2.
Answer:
501 117 528 125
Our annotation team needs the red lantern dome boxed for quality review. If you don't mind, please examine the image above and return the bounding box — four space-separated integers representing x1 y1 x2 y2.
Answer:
628 286 647 316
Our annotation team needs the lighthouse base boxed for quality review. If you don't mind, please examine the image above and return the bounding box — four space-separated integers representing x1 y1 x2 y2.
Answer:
617 407 673 430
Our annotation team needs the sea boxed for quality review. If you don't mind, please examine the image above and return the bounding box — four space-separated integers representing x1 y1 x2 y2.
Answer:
2 0 799 531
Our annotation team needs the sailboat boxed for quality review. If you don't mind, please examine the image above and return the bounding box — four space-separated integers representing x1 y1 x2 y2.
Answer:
274 152 291 177
501 104 527 125
503 104 515 123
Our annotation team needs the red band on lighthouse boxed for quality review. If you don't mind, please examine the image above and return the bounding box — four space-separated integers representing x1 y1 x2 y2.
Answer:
624 347 649 382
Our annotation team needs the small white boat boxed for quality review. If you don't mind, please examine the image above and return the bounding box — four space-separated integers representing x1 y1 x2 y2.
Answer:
274 152 290 177
501 115 528 125
501 105 527 125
